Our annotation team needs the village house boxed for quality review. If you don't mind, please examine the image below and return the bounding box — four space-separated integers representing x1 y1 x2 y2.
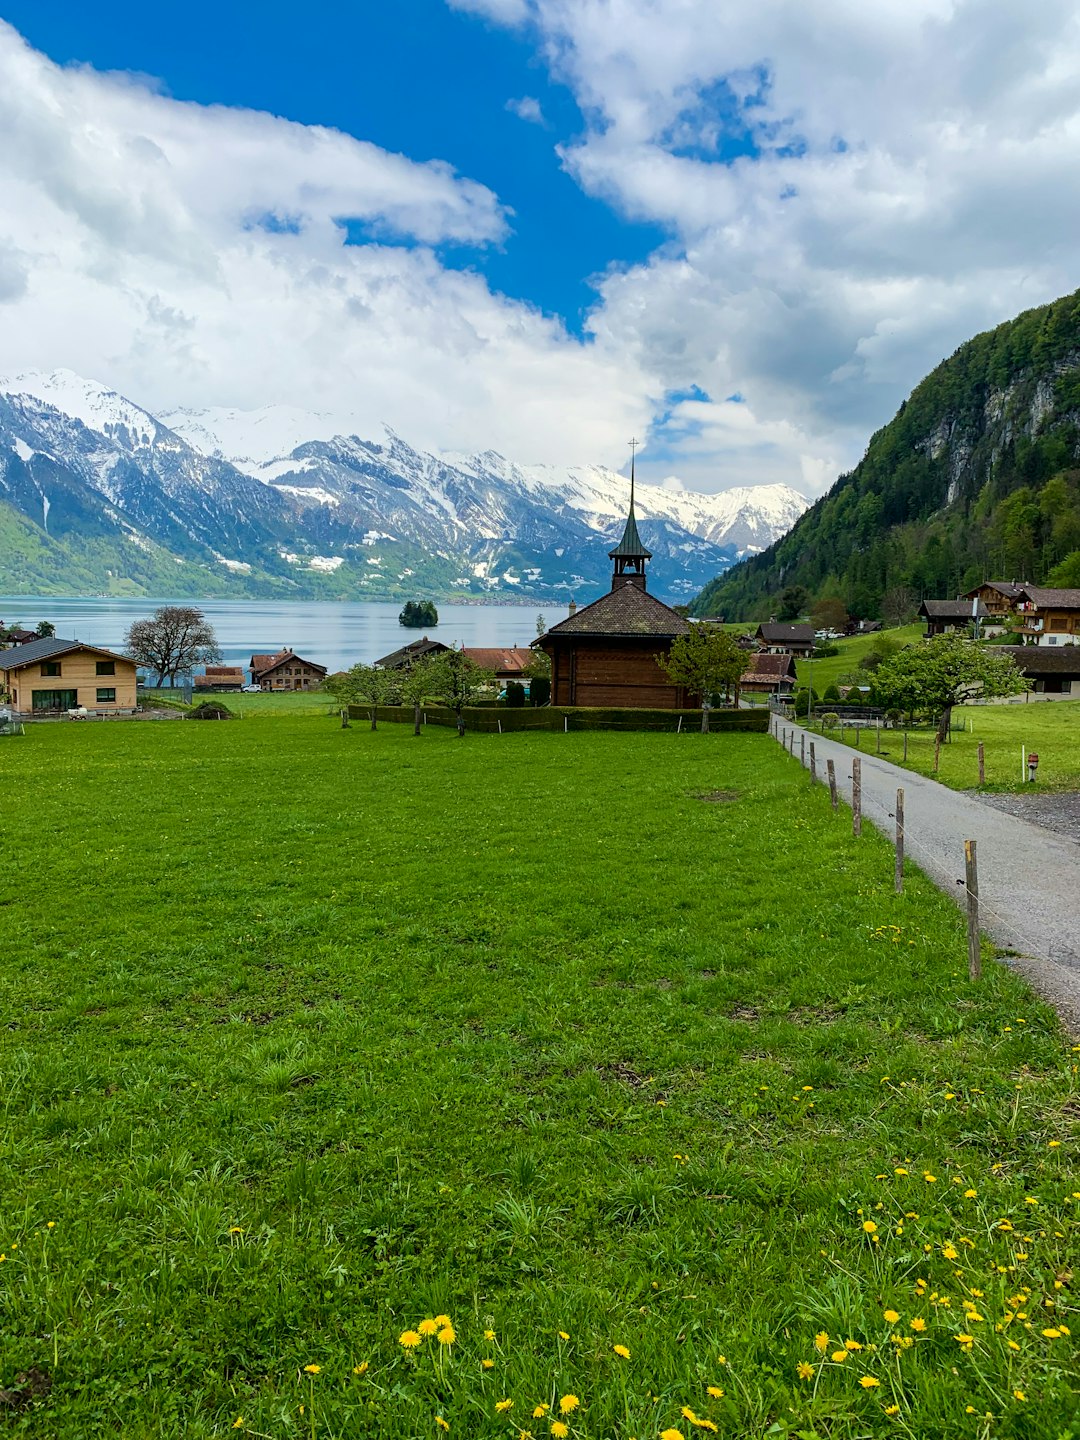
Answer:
195 666 246 693
1012 586 1080 646
739 652 797 700
249 649 327 691
919 598 989 637
460 648 533 684
534 463 694 708
374 636 450 670
755 622 815 657
0 627 39 648
990 646 1080 695
0 636 138 715
962 580 1029 634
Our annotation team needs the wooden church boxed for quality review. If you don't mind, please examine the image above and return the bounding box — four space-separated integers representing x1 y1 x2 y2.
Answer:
534 452 695 708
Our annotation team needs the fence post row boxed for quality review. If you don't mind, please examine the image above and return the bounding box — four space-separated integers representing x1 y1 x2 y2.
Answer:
852 757 862 837
978 742 985 786
894 788 904 894
964 839 981 981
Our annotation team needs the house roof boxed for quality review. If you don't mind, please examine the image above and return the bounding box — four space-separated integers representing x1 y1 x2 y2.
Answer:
461 647 533 674
195 672 243 688
989 646 1080 675
756 622 815 644
373 637 450 669
204 666 244 678
250 649 327 678
1015 586 1080 610
919 599 990 620
539 582 691 640
965 580 1028 600
0 636 132 672
2 628 38 644
608 505 652 561
741 653 798 680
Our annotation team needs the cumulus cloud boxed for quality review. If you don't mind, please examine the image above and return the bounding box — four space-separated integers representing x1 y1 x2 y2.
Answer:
450 0 1080 489
506 95 546 124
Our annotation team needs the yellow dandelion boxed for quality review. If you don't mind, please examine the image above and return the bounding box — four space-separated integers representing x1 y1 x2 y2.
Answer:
831 1351 848 1363
558 1330 570 1341
894 1167 908 1176
923 1173 937 1183
859 1376 880 1389
1014 1390 1026 1402
550 1424 569 1440
434 1314 452 1326
955 1334 974 1350
532 1405 549 1418
483 1359 495 1370
614 1344 631 1359
964 1188 977 1198
419 1318 439 1336
706 1385 724 1397
814 1331 830 1352
437 1325 456 1346
303 1364 321 1375
884 1404 900 1415
1042 1328 1062 1338
484 1329 496 1341
883 1310 900 1324
232 1421 244 1431
400 1330 422 1349
797 1362 814 1380
862 1220 877 1234
436 1419 450 1433
353 1362 369 1375
942 1244 959 1261
228 1226 244 1235
660 1431 684 1440
692 1421 718 1433
844 1339 863 1351
910 1318 926 1333
559 1395 579 1414
496 1400 514 1413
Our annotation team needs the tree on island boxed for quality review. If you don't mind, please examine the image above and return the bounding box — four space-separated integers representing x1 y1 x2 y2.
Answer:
124 606 221 687
659 624 747 732
399 600 439 629
424 648 494 738
873 635 1027 741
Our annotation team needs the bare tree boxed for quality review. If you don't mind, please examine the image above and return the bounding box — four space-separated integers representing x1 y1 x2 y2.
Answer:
882 585 919 628
124 606 221 687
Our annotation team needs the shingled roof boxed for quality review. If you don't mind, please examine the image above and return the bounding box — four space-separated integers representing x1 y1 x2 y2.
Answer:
1015 586 1080 609
919 599 989 621
461 647 532 674
373 637 450 669
0 636 129 671
756 622 815 645
540 583 690 639
741 653 798 681
989 646 1080 674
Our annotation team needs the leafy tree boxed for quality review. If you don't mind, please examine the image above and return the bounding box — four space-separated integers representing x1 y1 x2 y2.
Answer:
399 656 439 736
535 613 547 637
399 600 439 629
529 675 551 707
811 597 849 633
505 681 526 708
124 606 221 687
659 625 747 732
873 635 1027 742
324 664 401 729
777 586 808 621
822 683 841 703
424 649 495 737
793 686 818 718
35 620 56 638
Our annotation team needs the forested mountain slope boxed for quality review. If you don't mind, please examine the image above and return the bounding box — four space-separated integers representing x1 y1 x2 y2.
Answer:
693 290 1080 620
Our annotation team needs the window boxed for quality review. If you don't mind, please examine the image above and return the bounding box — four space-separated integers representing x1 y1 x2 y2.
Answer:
96 688 116 703
96 660 115 675
41 661 62 676
1050 617 1067 631
32 689 78 711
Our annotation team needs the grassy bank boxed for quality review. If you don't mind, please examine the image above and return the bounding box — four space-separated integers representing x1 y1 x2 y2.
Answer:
806 699 1080 792
794 624 923 694
1 720 1077 1437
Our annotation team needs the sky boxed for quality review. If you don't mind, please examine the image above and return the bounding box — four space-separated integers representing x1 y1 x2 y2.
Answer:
1 1 1079 496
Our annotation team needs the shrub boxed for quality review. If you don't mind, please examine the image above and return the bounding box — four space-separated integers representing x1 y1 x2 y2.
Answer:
504 682 526 708
845 687 863 703
529 676 551 707
793 686 818 718
820 711 840 730
187 701 233 720
822 683 841 703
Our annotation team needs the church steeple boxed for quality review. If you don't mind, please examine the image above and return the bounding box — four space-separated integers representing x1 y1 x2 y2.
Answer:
609 437 652 590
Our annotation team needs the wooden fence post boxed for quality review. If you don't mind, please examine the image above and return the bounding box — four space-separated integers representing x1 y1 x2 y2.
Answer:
903 731 908 763
934 737 941 773
809 741 817 784
801 733 806 766
964 839 981 980
894 788 904 894
827 758 838 812
340 708 349 728
855 725 861 750
978 742 985 786
852 757 862 837
876 723 881 754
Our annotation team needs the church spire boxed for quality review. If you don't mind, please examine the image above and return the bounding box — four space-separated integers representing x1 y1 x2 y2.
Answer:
609 438 652 590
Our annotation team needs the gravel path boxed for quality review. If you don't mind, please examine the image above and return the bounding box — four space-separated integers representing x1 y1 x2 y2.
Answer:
977 791 1080 844
775 718 1080 1034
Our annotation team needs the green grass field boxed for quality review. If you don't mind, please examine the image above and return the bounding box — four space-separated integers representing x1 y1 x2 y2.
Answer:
808 699 1080 793
1 719 1077 1438
794 625 924 695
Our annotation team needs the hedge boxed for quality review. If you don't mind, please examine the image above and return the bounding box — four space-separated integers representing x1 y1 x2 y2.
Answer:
347 704 769 734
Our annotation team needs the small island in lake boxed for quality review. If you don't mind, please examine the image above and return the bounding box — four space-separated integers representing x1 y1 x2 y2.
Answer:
399 600 439 628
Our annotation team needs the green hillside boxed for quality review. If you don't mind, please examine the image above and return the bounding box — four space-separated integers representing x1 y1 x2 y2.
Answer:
694 289 1080 620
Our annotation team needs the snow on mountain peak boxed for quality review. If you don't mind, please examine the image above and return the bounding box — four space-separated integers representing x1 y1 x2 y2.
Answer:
161 404 381 476
0 368 160 448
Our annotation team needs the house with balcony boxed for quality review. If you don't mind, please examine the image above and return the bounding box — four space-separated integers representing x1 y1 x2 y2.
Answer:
1011 587 1080 646
961 580 1028 634
918 598 989 637
249 649 327 690
754 622 815 657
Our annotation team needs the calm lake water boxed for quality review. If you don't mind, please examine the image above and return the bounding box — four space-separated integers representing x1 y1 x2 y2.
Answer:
0 596 556 673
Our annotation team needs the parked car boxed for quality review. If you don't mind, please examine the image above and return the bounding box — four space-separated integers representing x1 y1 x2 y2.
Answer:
241 684 262 693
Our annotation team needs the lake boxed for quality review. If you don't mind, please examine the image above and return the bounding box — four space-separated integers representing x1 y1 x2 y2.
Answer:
0 595 557 673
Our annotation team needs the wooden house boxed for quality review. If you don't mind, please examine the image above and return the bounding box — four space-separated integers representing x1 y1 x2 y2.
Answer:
0 637 138 715
249 649 327 691
534 464 693 708
962 580 1028 634
755 622 815 656
740 652 797 698
374 637 450 670
1012 586 1080 646
919 598 989 637
989 646 1080 694
195 666 245 692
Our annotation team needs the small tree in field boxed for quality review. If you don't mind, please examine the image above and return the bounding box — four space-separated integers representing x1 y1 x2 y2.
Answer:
873 635 1027 742
124 606 221 686
325 664 400 729
659 625 748 732
400 656 439 736
425 649 494 737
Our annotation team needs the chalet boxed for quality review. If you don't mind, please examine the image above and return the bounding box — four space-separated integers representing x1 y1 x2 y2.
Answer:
740 652 797 698
755 622 815 657
374 637 450 670
461 648 533 683
1012 586 1080 646
0 637 138 715
249 649 327 691
919 598 989 637
195 666 245 692
989 646 1080 695
0 627 38 648
963 580 1028 634
534 462 693 708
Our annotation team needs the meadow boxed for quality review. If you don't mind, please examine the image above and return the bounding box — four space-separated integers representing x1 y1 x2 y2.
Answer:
807 699 1080 793
793 625 924 695
1 717 1077 1438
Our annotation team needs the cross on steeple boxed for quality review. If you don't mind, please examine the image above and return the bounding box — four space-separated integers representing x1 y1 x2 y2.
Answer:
609 436 652 591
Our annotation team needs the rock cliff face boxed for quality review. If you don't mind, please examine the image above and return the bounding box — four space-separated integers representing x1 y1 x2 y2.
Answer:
693 290 1080 620
0 370 808 600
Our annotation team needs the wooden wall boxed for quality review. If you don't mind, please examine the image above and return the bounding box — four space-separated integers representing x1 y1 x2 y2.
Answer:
550 640 686 709
5 649 138 712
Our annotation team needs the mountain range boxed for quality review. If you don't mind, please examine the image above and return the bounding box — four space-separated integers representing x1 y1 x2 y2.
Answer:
0 370 808 603
695 288 1080 620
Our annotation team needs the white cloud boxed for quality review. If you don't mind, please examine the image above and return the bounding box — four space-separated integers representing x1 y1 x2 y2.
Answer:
506 95 546 124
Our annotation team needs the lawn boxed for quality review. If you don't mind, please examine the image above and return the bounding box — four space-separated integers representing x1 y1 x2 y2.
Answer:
806 699 1080 793
1 720 1077 1438
794 625 924 695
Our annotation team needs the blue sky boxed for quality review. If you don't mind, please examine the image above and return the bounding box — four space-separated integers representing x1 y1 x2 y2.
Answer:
1 1 1078 494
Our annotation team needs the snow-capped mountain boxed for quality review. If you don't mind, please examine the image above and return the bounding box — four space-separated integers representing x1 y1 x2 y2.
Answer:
0 370 808 600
